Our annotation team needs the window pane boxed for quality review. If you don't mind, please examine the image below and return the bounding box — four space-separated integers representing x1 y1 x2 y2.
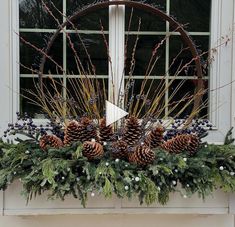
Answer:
168 79 208 118
20 32 63 74
20 78 63 117
125 35 166 76
169 35 209 76
19 0 63 29
170 0 211 32
67 34 108 75
67 0 109 30
125 2 166 32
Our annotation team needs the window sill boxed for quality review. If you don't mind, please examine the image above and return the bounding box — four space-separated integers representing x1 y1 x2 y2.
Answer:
0 181 232 216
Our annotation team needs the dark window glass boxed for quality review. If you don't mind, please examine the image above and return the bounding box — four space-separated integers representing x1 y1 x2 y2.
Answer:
169 35 209 76
19 0 63 29
125 3 166 32
125 35 166 76
170 0 211 32
169 79 208 118
67 0 109 30
67 34 108 75
20 77 63 117
20 32 63 74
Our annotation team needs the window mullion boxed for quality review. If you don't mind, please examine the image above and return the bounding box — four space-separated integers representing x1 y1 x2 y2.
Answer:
165 0 170 118
63 0 67 117
109 2 125 107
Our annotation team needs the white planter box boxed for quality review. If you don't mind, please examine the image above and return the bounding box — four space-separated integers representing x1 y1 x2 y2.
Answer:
0 181 234 216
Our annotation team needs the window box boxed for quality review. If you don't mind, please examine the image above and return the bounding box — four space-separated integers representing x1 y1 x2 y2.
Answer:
1 181 234 216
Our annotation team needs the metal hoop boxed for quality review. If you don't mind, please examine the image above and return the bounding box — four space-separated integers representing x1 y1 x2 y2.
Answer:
39 1 204 114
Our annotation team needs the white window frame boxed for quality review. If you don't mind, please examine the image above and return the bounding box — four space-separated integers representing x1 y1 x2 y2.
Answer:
3 0 235 144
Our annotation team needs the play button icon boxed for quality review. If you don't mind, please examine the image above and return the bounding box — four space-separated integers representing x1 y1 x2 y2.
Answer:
106 101 129 126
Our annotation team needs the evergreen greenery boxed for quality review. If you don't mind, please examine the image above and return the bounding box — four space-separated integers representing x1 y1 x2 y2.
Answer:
0 138 235 207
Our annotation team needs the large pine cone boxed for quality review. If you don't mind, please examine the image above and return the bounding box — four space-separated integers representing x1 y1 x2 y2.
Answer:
129 145 155 166
144 126 164 148
123 116 141 146
112 140 128 159
79 117 99 143
82 141 104 160
161 134 200 155
39 135 63 151
99 118 114 142
64 120 80 145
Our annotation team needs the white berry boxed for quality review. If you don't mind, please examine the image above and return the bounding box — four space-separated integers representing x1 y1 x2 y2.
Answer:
61 176 65 180
91 192 95 197
157 187 161 191
115 159 120 163
76 177 80 182
135 177 140 182
91 138 96 142
103 142 107 146
172 180 177 185
124 185 129 190
105 162 109 166
219 166 224 171
174 169 178 173
186 184 190 188
230 172 235 176
183 158 187 162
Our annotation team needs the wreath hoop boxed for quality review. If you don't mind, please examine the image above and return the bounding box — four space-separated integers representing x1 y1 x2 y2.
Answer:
39 0 204 115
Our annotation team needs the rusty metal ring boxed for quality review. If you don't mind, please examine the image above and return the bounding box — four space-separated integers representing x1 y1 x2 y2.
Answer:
39 0 204 114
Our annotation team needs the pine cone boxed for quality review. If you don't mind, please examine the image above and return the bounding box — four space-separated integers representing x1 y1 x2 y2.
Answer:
82 141 104 160
144 126 165 148
185 134 200 155
64 120 80 145
79 117 99 143
39 135 63 151
129 145 155 166
99 118 114 142
112 140 128 159
123 116 141 146
161 134 200 155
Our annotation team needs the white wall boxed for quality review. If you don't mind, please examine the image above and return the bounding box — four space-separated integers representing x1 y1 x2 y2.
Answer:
0 0 12 134
0 0 234 226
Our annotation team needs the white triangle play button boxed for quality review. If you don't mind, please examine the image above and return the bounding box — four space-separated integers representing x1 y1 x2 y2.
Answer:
106 101 128 126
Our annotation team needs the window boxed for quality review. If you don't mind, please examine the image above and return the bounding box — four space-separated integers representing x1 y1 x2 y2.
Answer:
14 0 234 142
124 0 211 118
19 0 109 116
19 0 211 119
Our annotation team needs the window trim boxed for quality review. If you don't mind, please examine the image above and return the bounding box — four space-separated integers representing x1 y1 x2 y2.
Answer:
206 0 234 143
